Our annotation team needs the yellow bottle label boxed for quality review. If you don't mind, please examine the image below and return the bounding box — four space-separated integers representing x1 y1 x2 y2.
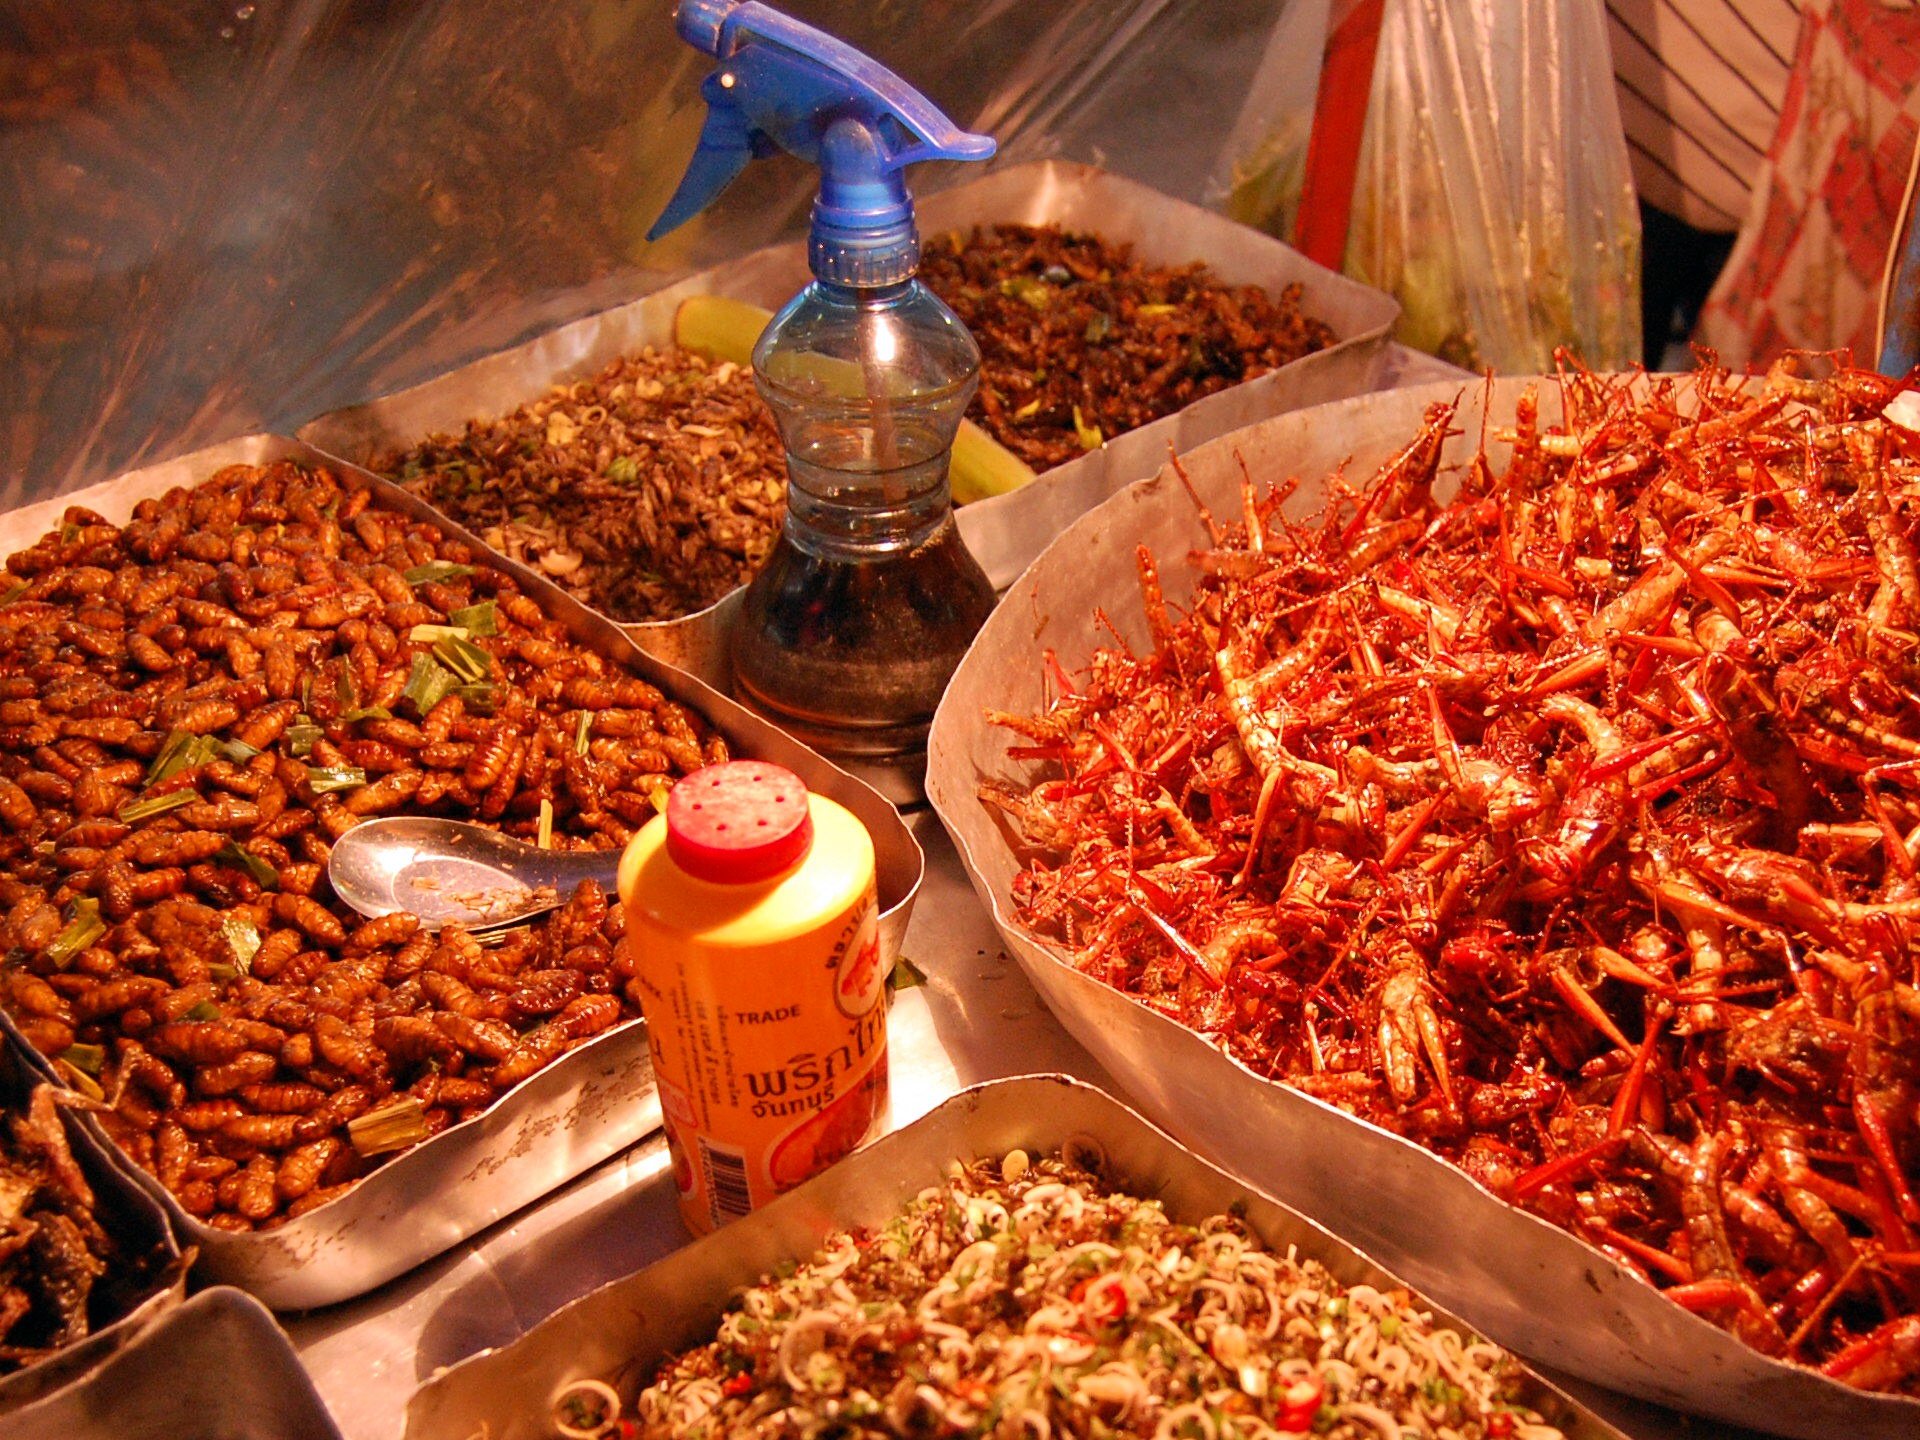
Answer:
619 795 885 1234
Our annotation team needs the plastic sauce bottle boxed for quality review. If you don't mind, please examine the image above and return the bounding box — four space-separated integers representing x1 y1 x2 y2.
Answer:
617 759 886 1234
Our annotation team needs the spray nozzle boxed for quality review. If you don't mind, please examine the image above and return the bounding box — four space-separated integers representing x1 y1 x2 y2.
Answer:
648 0 995 287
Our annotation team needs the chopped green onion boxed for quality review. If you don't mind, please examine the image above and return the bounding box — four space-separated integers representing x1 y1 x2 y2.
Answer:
117 789 196 824
1419 1377 1464 1406
57 1058 104 1102
432 634 493 683
348 1096 431 1157
537 798 553 850
1083 311 1113 344
147 730 214 785
888 956 928 991
216 842 278 892
408 623 470 645
400 654 458 717
449 601 499 636
999 275 1052 309
216 737 260 765
207 962 238 985
145 729 188 782
454 683 498 712
402 561 477 586
285 723 324 758
59 522 79 543
335 663 359 713
182 1000 221 1023
45 898 104 969
339 705 393 724
0 582 28 607
573 710 592 756
1072 405 1105 451
305 766 367 795
59 1042 105 1077
603 456 640 486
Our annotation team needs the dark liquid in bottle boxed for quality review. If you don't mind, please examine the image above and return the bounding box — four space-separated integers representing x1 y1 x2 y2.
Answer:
732 517 994 759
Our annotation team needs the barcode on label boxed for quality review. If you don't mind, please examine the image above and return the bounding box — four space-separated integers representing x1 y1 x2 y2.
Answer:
701 1139 752 1222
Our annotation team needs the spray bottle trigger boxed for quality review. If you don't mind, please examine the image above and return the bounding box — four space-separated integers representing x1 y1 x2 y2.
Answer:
647 1 992 252
648 87 776 243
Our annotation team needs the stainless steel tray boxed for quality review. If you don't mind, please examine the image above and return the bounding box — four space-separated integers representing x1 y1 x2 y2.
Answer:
0 433 924 1310
3 1286 345 1439
402 1074 1624 1440
297 159 1398 693
0 1041 188 1418
926 378 1920 1438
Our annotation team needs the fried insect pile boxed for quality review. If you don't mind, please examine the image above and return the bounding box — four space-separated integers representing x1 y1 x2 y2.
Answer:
380 348 785 624
0 462 725 1231
920 223 1337 473
0 1080 164 1371
985 363 1920 1390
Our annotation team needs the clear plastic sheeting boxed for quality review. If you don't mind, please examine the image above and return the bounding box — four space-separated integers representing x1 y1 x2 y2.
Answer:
1205 0 1331 249
1344 0 1643 372
0 0 1305 502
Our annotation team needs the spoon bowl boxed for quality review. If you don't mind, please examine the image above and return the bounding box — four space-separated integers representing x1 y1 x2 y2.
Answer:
326 816 624 932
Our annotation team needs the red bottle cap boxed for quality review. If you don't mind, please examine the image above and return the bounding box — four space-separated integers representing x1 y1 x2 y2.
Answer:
665 760 814 884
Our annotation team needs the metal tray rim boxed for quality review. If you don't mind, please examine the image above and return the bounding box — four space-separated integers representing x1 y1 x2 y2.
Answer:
0 1285 346 1440
294 158 1396 650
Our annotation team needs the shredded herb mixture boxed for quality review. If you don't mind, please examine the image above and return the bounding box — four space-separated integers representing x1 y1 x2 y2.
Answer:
558 1152 1566 1440
379 348 785 623
920 224 1338 473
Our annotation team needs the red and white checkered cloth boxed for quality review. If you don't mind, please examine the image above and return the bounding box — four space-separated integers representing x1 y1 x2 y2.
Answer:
1696 0 1920 366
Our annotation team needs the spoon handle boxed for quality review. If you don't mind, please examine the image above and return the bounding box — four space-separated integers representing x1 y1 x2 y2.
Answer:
540 846 625 897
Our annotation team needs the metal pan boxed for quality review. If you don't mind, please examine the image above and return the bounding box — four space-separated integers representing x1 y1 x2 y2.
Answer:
0 1042 187 1418
401 1073 1625 1440
924 378 1920 1438
296 159 1398 693
2 1286 345 1440
0 432 923 1309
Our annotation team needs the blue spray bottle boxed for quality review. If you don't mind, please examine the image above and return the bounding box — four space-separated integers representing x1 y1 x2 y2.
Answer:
650 0 999 768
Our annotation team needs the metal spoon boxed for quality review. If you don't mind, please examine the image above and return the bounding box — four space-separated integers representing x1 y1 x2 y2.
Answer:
325 816 621 933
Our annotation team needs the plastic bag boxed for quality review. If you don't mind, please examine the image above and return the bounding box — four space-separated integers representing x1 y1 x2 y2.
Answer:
0 0 1299 499
1344 0 1641 372
1205 0 1332 242
1698 0 1920 369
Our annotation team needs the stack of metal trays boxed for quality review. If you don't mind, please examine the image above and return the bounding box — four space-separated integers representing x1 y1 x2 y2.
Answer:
0 433 924 1309
297 160 1400 693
